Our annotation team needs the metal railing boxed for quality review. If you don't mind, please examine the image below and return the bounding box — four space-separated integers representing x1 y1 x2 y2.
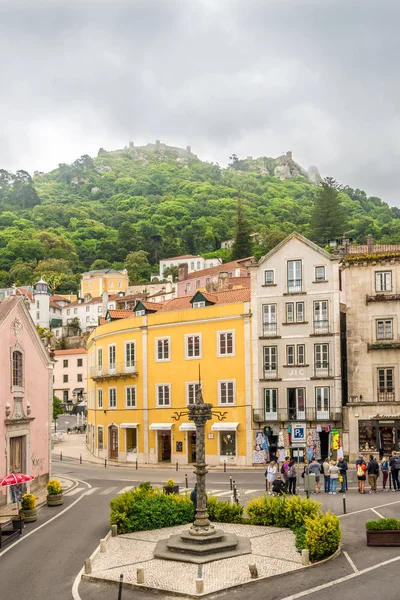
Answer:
262 322 277 337
253 407 342 423
313 320 330 334
377 390 395 402
263 364 278 379
90 362 138 378
287 279 302 293
314 363 331 378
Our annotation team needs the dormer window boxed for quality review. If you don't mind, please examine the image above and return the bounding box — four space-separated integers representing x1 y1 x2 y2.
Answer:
193 301 205 308
136 310 145 316
12 350 23 388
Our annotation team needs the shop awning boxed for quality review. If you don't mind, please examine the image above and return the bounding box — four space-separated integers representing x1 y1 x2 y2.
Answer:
211 422 240 431
179 423 196 431
120 423 139 428
72 388 84 393
149 423 174 431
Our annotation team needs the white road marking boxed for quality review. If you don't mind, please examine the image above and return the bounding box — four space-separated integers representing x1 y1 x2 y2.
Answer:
99 486 118 495
370 507 384 518
244 489 262 495
65 487 85 496
343 550 358 573
117 486 133 495
84 487 100 496
339 498 400 518
212 491 234 497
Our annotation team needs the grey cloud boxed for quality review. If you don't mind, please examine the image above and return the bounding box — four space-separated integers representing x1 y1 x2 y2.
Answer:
1 0 400 204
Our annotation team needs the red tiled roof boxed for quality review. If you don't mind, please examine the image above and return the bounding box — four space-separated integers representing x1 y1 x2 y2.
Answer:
184 259 252 281
16 287 33 301
54 348 87 355
99 317 106 325
50 301 62 309
107 310 134 319
347 244 400 255
139 301 164 312
158 288 250 312
226 276 251 288
164 254 200 260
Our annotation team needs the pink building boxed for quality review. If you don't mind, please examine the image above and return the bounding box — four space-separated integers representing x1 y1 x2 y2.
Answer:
53 348 87 405
0 297 53 507
176 257 253 297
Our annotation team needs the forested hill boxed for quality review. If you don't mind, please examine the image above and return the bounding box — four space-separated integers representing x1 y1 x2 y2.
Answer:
0 143 399 293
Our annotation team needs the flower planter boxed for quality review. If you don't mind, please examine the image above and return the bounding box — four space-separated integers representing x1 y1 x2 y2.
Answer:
12 518 25 531
164 485 179 495
366 530 400 546
23 508 38 523
47 493 64 506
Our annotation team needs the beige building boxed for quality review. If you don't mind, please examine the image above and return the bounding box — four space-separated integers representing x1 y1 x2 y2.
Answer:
53 348 87 405
251 233 344 462
343 246 400 461
80 269 129 299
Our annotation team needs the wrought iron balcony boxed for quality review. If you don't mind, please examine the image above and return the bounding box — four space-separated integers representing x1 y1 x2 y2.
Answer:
263 364 278 379
312 320 330 335
90 362 138 380
253 407 341 423
312 363 332 378
261 322 278 337
287 279 302 293
368 342 400 351
377 390 395 402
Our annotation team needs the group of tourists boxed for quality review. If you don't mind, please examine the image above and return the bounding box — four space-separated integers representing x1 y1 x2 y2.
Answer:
264 450 400 496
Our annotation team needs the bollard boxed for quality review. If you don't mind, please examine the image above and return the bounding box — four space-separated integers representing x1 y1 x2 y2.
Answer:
84 558 92 574
60 451 62 461
390 472 392 490
224 460 226 473
230 476 233 490
176 460 179 472
100 538 107 553
136 458 138 470
80 454 82 464
118 574 124 600
137 567 145 584
105 458 107 468
342 493 347 515
185 473 188 489
111 524 118 537
196 579 204 594
249 564 258 579
301 549 310 565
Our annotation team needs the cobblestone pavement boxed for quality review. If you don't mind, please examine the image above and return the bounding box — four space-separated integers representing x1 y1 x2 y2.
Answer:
84 522 304 596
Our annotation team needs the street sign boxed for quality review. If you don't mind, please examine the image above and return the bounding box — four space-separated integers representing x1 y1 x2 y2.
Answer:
291 443 306 448
292 423 306 444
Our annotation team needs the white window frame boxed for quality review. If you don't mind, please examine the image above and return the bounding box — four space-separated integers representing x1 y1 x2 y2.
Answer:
263 346 277 378
125 341 136 370
217 331 235 357
297 344 305 365
264 270 274 285
136 309 145 317
156 383 171 407
108 387 117 409
262 304 277 335
186 382 200 405
286 302 294 323
125 385 136 408
218 380 236 405
286 345 295 366
264 389 278 420
375 271 392 292
97 388 103 409
155 337 170 362
287 260 302 293
315 266 326 282
315 387 330 419
296 302 305 323
193 301 205 308
376 319 393 340
185 333 202 359
98 426 104 450
108 344 116 371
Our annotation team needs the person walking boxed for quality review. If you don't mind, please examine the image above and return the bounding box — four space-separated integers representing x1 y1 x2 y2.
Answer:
381 456 389 491
308 457 322 494
323 457 330 493
329 461 339 494
287 459 297 495
265 461 277 494
389 451 400 491
356 454 367 494
367 454 379 494
337 457 348 493
281 456 290 492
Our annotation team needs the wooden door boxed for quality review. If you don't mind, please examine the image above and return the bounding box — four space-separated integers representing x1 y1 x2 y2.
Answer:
109 427 118 459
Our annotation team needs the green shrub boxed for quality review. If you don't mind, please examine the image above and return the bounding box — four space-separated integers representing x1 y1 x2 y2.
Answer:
292 525 306 553
110 486 194 533
304 512 341 561
246 495 321 528
21 494 36 510
207 496 244 523
47 479 62 495
366 518 400 530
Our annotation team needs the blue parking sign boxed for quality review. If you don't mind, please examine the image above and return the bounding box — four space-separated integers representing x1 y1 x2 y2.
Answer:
292 423 306 443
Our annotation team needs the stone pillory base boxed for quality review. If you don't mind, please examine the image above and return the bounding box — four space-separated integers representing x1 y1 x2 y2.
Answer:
154 385 250 564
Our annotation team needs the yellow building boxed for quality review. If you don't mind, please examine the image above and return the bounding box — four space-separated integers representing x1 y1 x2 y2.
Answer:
86 289 253 466
80 268 129 299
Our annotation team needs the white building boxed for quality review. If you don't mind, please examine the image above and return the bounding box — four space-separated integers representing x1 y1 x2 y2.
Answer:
60 292 120 334
251 232 345 461
53 348 87 405
152 255 222 280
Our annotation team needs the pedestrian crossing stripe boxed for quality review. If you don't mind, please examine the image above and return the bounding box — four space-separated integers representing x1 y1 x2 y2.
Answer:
99 486 119 495
64 485 267 498
64 487 85 496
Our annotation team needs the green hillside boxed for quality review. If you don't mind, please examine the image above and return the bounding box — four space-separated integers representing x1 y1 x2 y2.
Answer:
0 144 399 293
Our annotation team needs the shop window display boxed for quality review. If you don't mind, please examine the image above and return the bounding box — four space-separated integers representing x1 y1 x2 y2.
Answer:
220 432 236 456
358 421 378 452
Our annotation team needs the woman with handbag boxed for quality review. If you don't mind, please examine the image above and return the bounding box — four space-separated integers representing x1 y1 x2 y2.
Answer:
337 457 348 493
356 455 367 494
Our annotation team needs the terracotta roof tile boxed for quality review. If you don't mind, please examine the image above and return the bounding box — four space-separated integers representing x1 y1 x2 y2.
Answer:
158 288 250 312
99 317 106 325
107 310 134 319
139 301 164 312
184 259 252 281
54 348 87 355
16 287 33 301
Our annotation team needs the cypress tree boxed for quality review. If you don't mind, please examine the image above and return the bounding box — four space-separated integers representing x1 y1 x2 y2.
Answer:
230 200 253 260
310 177 346 245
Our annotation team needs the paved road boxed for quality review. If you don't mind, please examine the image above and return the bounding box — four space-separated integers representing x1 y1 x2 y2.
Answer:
1 459 400 600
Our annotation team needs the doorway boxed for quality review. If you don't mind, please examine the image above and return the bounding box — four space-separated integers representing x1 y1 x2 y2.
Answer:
10 436 26 473
158 432 171 462
109 426 119 459
319 431 330 460
188 432 196 463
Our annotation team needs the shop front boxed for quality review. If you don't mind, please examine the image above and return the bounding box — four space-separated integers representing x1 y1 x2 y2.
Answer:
358 419 400 459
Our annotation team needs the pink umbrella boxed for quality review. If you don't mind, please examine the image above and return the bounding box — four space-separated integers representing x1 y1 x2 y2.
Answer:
0 473 34 487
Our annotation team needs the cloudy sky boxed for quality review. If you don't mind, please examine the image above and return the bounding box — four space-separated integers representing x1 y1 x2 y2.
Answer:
1 0 400 204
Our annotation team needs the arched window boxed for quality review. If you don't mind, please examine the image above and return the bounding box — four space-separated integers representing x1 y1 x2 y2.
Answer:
12 351 23 387
190 262 194 270
197 261 201 270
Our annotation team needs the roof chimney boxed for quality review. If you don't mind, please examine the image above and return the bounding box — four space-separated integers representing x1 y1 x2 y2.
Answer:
367 234 373 253
178 263 189 282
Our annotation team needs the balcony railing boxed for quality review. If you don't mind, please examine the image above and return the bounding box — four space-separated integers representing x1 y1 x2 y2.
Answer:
313 363 331 378
263 364 278 379
287 279 302 293
90 362 138 379
313 320 330 334
368 342 400 351
253 407 341 423
377 390 395 402
261 322 278 337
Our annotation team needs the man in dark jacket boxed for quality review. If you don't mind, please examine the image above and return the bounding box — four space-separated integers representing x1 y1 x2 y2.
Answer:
337 458 348 493
272 475 285 496
190 483 197 515
367 455 379 494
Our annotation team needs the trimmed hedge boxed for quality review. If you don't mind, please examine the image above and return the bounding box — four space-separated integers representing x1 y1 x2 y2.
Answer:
366 518 400 531
207 495 244 523
304 512 341 561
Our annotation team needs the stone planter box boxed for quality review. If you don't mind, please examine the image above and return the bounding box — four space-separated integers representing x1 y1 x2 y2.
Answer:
366 530 400 546
164 485 179 495
23 508 38 523
47 493 64 506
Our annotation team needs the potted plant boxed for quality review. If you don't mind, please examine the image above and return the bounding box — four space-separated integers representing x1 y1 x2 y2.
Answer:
11 512 25 530
164 478 179 495
366 518 400 546
21 493 38 522
47 479 64 506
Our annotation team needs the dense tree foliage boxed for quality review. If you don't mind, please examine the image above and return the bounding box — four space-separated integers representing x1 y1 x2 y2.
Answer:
310 177 346 245
0 146 399 290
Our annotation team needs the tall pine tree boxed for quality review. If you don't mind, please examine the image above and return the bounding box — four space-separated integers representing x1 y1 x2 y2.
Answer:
230 200 253 260
310 177 346 245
